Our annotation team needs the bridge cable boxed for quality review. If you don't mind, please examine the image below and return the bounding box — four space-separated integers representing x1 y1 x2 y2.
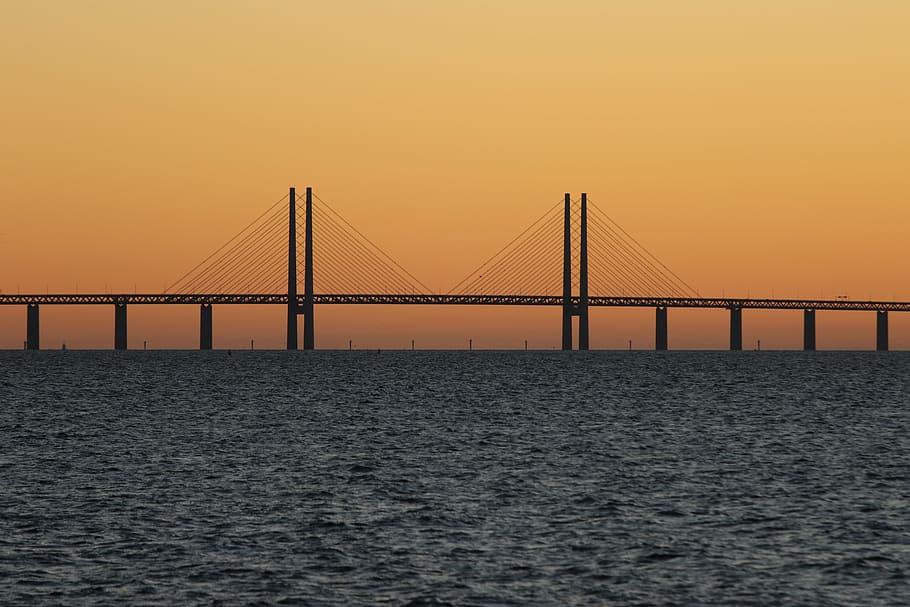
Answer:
587 199 698 297
448 199 564 295
170 202 288 294
167 193 289 293
194 213 287 293
313 194 431 293
309 207 422 293
457 215 561 295
309 208 416 292
451 201 564 295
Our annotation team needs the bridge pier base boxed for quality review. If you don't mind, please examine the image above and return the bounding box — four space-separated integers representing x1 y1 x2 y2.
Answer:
200 304 213 350
803 309 816 351
876 311 889 351
114 303 127 350
26 304 39 350
577 310 589 350
656 307 668 351
561 307 573 350
729 307 743 351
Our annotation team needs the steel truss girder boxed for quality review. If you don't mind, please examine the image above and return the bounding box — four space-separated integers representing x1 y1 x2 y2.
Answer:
2 293 909 312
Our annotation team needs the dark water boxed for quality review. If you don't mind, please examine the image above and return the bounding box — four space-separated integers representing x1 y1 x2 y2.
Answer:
2 351 909 606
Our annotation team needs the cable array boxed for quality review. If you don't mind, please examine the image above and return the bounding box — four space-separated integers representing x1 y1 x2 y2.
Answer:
165 189 694 299
449 200 565 296
586 199 697 298
169 191 429 296
449 196 695 298
167 194 290 294
308 194 430 294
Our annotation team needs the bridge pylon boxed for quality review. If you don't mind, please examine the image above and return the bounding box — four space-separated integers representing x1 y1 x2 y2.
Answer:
562 192 590 351
303 186 314 350
562 193 573 350
287 187 297 349
578 193 589 350
287 186 314 350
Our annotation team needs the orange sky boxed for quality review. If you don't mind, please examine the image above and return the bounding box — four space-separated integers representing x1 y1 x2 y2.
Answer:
2 2 909 349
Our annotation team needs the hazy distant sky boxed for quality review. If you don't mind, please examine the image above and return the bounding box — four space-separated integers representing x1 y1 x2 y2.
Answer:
2 2 908 349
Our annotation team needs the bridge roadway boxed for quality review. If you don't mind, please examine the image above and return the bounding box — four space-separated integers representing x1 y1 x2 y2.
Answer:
1 293 909 312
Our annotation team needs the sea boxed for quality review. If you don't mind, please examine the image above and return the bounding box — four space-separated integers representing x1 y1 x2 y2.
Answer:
1 351 909 606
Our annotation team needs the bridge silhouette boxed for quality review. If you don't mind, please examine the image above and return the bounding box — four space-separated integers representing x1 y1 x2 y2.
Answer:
3 187 906 351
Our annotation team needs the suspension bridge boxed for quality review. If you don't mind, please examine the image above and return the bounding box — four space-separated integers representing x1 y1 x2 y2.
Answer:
2 187 906 351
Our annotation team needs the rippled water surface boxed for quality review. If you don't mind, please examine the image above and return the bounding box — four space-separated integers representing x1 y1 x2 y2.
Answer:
2 351 909 605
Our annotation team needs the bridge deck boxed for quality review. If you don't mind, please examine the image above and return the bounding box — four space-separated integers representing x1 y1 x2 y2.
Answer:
1 294 908 312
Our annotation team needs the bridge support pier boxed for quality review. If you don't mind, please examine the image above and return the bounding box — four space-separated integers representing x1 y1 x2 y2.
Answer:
656 307 668 351
26 304 39 350
114 303 128 350
729 307 743 351
200 304 213 350
876 311 889 351
803 309 816 351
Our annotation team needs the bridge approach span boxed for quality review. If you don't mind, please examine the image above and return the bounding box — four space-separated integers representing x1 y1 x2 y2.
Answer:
2 293 909 312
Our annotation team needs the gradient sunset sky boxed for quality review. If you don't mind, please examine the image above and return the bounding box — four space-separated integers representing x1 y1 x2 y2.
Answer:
2 2 909 349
